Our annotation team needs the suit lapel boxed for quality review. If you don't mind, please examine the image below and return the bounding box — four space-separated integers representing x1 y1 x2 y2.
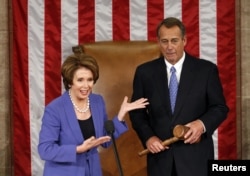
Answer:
153 58 172 116
88 94 103 138
63 91 83 143
173 55 196 117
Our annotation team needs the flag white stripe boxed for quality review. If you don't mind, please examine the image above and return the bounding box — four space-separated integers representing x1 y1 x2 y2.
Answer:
61 0 79 62
199 0 217 64
28 1 45 175
130 0 147 40
95 0 113 41
199 0 218 159
164 0 182 19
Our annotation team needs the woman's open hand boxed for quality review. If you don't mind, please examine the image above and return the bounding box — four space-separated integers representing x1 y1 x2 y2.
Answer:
76 136 111 153
117 96 149 121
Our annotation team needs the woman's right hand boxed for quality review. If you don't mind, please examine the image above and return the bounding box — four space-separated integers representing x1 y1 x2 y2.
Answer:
76 136 111 153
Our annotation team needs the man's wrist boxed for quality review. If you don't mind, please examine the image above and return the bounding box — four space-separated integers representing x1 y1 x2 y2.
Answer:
197 119 206 133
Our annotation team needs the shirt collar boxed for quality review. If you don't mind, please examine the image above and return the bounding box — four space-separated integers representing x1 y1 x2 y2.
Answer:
164 52 185 70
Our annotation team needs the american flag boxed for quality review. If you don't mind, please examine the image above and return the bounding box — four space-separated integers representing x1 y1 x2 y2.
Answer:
12 0 236 175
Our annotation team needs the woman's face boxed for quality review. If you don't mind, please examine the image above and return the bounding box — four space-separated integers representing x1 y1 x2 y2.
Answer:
70 67 94 100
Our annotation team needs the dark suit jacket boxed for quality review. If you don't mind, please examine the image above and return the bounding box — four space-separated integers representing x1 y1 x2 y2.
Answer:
129 53 229 176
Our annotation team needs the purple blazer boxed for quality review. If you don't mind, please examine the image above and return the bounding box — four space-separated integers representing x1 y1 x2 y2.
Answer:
38 91 128 176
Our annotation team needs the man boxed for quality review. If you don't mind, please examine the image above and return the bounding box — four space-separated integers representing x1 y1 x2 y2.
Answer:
129 17 229 176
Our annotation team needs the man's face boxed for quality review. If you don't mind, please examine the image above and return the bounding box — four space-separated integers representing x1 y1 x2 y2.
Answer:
157 25 187 65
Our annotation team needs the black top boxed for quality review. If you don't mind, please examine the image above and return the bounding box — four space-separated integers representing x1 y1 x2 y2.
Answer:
78 116 96 139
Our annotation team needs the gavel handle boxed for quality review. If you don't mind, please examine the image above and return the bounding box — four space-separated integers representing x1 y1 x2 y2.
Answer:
138 136 179 157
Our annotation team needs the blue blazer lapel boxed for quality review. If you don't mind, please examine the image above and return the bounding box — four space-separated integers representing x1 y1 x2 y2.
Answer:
89 94 105 138
62 91 83 143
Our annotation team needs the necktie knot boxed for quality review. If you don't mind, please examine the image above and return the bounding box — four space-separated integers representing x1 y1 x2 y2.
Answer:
170 66 176 73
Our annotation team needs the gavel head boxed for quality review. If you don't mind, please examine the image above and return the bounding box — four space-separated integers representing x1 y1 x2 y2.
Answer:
173 125 190 140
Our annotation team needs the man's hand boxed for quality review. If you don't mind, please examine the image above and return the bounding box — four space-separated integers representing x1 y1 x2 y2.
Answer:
146 136 169 154
184 120 204 144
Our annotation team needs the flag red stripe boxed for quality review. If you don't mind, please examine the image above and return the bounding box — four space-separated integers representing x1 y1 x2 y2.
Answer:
44 0 62 104
112 0 130 40
78 0 95 43
12 0 31 175
147 0 164 41
182 0 200 57
216 0 237 159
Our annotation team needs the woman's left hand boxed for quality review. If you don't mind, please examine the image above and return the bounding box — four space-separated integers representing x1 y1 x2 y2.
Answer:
117 96 149 121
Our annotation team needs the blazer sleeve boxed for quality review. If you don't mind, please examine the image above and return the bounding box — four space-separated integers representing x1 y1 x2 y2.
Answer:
38 101 77 163
199 64 229 136
92 94 128 148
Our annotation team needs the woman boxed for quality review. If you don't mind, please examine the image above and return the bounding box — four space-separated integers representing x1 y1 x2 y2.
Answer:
38 53 148 176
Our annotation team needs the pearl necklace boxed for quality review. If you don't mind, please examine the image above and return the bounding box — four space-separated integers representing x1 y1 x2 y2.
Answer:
69 90 90 113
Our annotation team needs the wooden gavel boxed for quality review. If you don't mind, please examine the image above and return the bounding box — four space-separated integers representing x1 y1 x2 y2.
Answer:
138 125 190 156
